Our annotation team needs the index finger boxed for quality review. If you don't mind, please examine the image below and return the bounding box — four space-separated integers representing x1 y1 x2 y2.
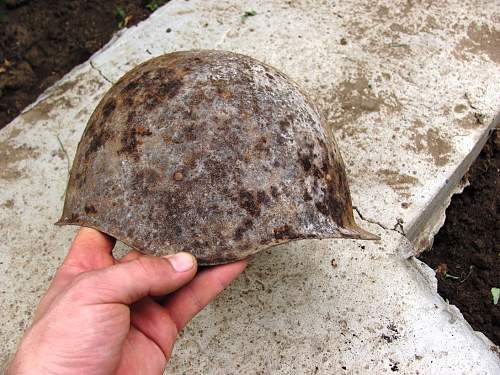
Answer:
63 226 116 270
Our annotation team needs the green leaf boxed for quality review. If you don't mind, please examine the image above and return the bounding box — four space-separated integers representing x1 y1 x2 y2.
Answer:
146 1 159 12
492 288 500 305
115 7 126 28
444 273 460 280
115 7 126 19
241 10 257 23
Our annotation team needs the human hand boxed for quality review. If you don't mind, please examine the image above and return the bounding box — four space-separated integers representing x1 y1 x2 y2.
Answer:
7 228 247 375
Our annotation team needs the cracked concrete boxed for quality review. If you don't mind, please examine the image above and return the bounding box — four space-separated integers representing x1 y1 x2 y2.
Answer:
89 60 113 84
353 207 389 231
1 0 499 373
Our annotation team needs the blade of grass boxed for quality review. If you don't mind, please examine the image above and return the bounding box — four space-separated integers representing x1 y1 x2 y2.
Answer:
492 288 499 305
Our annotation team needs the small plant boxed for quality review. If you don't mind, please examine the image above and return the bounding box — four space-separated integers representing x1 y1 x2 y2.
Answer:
492 287 499 305
146 0 167 12
241 10 257 23
115 7 131 29
436 263 460 281
146 1 159 12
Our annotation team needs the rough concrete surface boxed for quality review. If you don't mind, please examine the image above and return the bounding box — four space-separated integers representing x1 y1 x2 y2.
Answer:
1 0 499 373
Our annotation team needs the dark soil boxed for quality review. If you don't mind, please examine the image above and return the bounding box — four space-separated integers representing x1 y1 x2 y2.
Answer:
419 130 499 346
0 0 168 129
0 0 499 348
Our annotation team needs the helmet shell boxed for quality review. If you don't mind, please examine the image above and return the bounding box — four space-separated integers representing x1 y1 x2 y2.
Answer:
58 50 376 265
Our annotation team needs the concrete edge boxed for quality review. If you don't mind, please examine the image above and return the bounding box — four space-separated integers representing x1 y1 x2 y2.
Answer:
13 28 132 127
408 257 499 349
406 111 500 254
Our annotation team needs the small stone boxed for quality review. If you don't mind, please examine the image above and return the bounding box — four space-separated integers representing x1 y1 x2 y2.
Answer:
340 37 348 45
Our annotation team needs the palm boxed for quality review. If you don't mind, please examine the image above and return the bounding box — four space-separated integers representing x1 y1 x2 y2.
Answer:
116 324 167 374
66 247 169 374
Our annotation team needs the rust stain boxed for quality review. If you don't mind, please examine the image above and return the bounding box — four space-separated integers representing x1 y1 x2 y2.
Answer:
453 22 500 64
0 139 40 180
19 73 90 123
378 168 419 197
389 22 415 35
21 96 74 123
8 127 22 139
20 73 88 123
376 5 390 18
407 120 426 153
427 129 452 167
421 15 439 33
324 65 402 137
454 104 467 113
173 171 184 181
457 112 483 129
405 120 453 166
1 199 14 209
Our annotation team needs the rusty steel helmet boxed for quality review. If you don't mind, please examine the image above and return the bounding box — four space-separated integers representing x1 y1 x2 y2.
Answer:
57 50 377 265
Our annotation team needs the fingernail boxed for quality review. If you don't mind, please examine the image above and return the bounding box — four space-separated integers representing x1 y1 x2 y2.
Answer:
166 252 195 272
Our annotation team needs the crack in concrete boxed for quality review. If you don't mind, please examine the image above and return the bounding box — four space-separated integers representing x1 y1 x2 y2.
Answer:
353 206 406 237
353 206 388 230
392 218 406 236
89 60 114 84
214 28 232 48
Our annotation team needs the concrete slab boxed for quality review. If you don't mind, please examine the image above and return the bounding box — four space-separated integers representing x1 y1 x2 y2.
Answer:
1 0 499 373
0 63 112 368
166 231 499 374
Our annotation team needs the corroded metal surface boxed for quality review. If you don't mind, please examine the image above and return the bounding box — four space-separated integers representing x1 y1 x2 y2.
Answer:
57 50 375 265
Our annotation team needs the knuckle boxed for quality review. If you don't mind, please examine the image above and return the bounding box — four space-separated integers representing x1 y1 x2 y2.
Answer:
186 284 204 312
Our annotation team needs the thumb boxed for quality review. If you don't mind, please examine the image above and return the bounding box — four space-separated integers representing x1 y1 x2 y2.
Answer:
70 252 197 305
